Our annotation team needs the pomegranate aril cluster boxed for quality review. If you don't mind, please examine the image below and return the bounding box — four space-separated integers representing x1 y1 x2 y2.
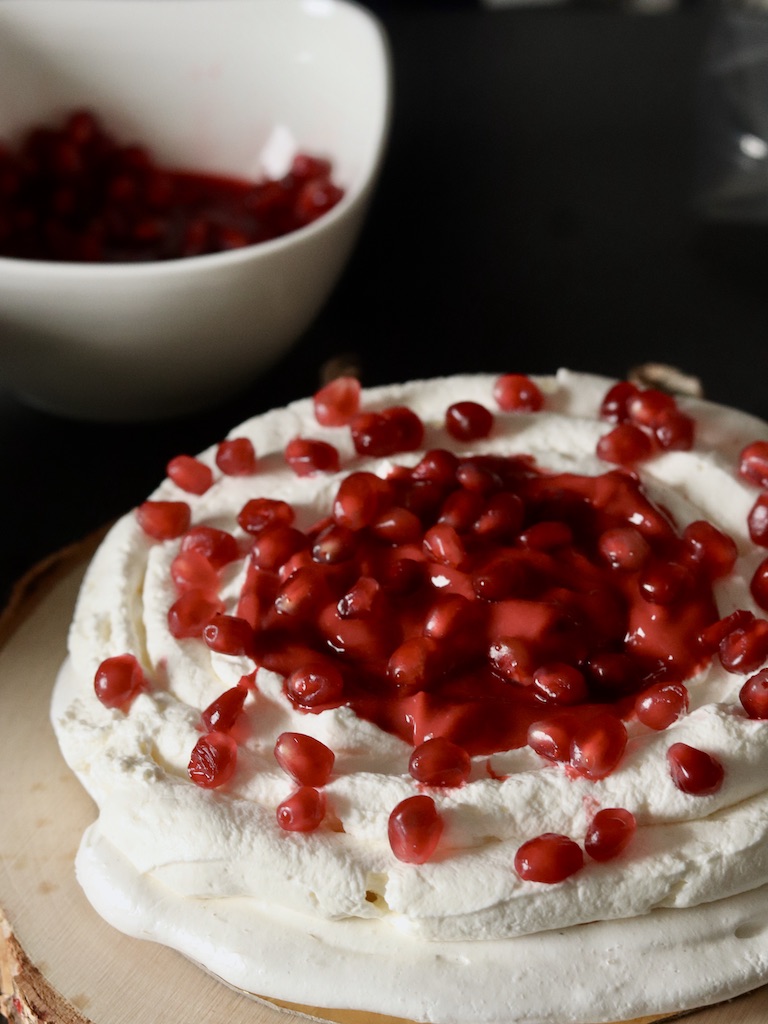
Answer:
597 382 695 467
0 109 344 262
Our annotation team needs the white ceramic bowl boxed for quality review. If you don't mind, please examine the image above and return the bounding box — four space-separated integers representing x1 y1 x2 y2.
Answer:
0 0 390 421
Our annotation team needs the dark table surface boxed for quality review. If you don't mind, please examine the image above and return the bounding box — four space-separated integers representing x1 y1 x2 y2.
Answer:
3 2 768 612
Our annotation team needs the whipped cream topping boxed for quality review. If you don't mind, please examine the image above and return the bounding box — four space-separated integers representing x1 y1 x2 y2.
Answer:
51 370 768 1022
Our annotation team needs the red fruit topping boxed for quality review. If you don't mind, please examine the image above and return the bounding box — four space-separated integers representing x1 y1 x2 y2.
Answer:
626 388 676 428
596 423 653 467
740 668 768 719
136 500 191 540
518 520 572 551
748 494 768 547
532 663 588 706
276 787 326 832
493 373 543 413
201 687 247 732
528 713 577 762
682 521 737 581
699 609 755 654
635 682 689 730
584 808 636 862
514 833 583 883
216 437 257 476
312 523 357 563
285 661 345 710
275 565 334 620
412 449 459 486
314 376 361 426
667 742 724 796
250 525 306 571
93 653 146 710
170 549 219 594
371 506 423 544
423 523 467 568
238 497 295 534
294 177 344 225
654 409 695 451
274 732 335 787
638 561 690 605
739 441 768 488
388 794 443 864
598 527 650 571
333 472 393 530
409 737 471 787
349 409 415 458
570 713 628 781
445 401 494 441
751 559 768 612
166 454 213 495
489 636 536 684
202 614 253 656
719 616 768 674
599 381 640 423
168 589 224 639
388 636 441 693
473 492 525 541
337 576 382 618
188 731 237 789
285 437 340 476
181 525 240 569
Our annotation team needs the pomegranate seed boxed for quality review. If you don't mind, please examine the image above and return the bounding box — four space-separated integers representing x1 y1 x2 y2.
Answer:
238 497 295 534
274 732 335 787
655 409 695 451
292 153 332 180
751 559 768 611
514 833 583 883
635 682 689 730
596 424 653 467
445 401 494 441
181 525 240 569
438 489 484 531
699 609 755 654
295 177 344 224
168 589 224 639
719 617 768 674
667 742 724 796
276 786 326 832
527 713 577 762
136 500 191 541
388 794 443 864
493 373 543 412
739 440 768 488
518 521 572 551
201 687 246 732
285 437 340 476
166 454 213 495
472 492 525 541
740 668 768 719
370 507 423 544
423 523 467 568
626 388 676 428
170 549 219 594
748 494 768 547
388 636 441 693
409 736 471 787
423 593 478 641
333 472 393 530
350 407 424 457
584 808 636 862
93 653 146 710
473 557 531 601
274 565 333 619
533 663 588 705
638 562 690 605
587 652 640 695
456 457 504 494
598 527 650 571
683 521 737 581
570 713 628 780
188 731 237 789
337 576 382 618
312 523 357 563
251 525 306 571
285 662 345 709
313 376 361 426
216 437 257 476
489 636 535 684
600 381 640 423
412 449 459 486
202 614 253 656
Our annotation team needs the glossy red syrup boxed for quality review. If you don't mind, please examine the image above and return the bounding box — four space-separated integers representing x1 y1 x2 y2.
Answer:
0 109 344 262
239 456 719 761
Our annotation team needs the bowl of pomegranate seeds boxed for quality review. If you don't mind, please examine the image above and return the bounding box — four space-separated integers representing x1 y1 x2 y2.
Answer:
0 0 390 420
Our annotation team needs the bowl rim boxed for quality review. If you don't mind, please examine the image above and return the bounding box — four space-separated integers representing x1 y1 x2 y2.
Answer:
0 0 392 281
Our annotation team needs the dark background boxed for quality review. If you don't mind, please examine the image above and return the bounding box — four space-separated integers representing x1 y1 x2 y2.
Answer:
3 2 768 610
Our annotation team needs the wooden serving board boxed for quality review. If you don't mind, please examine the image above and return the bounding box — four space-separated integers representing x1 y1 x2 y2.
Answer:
1 539 767 1024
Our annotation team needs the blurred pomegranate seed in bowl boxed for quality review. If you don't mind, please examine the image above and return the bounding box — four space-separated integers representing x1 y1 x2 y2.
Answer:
0 0 391 420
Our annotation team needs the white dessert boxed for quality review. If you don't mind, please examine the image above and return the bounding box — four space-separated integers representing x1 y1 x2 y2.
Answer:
51 370 768 1023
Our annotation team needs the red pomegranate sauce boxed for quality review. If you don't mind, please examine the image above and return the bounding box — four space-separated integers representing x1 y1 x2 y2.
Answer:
0 109 344 262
